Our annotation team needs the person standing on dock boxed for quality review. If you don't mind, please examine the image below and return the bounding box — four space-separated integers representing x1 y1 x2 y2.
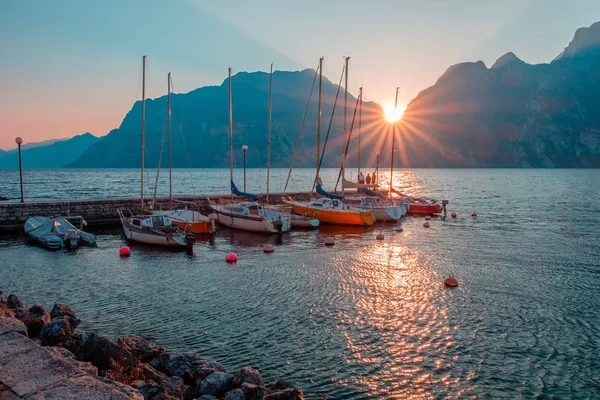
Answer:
358 171 365 184
372 172 377 184
366 173 372 185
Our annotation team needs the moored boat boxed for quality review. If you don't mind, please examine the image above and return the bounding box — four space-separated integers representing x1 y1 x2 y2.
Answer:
117 209 188 247
24 216 96 249
343 196 407 221
283 198 374 226
159 209 215 234
211 202 291 233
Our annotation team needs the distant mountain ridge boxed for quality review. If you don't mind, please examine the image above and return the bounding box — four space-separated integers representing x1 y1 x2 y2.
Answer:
0 133 98 168
67 21 600 168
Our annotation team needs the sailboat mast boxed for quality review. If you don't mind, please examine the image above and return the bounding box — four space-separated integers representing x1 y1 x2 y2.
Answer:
390 86 399 194
140 55 146 211
168 72 172 209
228 68 234 199
358 86 362 177
267 63 273 203
316 57 323 180
344 56 350 138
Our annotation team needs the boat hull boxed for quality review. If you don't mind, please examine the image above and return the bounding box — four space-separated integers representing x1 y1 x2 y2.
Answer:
286 202 374 226
407 203 442 214
212 207 291 233
372 205 407 221
159 210 216 234
120 219 187 247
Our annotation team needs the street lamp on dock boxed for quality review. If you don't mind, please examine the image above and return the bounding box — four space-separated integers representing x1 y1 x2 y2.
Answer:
15 137 24 203
242 145 248 192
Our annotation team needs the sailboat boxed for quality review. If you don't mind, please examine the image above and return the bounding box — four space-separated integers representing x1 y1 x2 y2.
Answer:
339 86 407 222
118 56 189 247
283 57 375 227
211 67 292 233
150 72 215 234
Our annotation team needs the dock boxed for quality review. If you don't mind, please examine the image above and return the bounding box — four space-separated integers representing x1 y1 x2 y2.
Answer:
0 192 313 232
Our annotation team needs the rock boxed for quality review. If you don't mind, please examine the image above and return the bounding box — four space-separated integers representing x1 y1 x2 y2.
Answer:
75 333 139 375
234 366 264 386
224 388 245 400
63 330 90 355
265 388 304 400
163 376 184 398
22 304 51 338
12 307 27 321
96 376 146 399
0 302 14 318
50 303 81 329
39 317 72 346
241 382 266 400
46 346 98 376
197 396 217 400
7 294 23 309
197 371 234 398
162 353 226 381
140 362 169 384
150 352 172 374
131 380 146 389
265 379 293 393
0 316 27 336
118 334 165 362
25 375 144 400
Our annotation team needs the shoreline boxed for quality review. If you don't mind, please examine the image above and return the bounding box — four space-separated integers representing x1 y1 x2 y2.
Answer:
0 292 305 400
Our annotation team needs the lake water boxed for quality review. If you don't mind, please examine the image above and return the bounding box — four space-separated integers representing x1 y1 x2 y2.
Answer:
1 169 599 399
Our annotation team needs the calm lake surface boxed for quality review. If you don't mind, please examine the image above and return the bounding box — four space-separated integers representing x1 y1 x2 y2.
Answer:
1 169 599 399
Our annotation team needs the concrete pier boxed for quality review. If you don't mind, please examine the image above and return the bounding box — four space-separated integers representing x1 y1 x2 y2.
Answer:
0 192 312 232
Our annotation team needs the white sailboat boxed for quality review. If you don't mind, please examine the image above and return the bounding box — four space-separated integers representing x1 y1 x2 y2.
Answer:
117 56 189 247
211 67 291 233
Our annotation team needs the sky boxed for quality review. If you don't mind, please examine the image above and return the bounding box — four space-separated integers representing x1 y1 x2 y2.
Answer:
1 0 599 150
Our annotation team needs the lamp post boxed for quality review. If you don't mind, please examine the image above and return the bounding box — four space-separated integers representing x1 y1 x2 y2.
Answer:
242 145 248 192
375 151 380 185
15 137 24 203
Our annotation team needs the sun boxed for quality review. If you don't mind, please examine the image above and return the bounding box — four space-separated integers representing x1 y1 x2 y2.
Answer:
384 104 405 123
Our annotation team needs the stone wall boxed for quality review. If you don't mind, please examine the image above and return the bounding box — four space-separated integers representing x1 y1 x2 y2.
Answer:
0 192 313 232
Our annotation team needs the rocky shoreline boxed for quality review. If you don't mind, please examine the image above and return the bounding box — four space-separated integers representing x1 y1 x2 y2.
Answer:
0 292 305 400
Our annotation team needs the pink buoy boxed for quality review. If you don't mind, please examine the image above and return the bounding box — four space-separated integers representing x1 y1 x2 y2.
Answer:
451 212 457 218
324 237 335 246
423 222 430 228
119 246 131 257
395 226 404 232
263 244 274 253
226 252 238 263
425 215 431 221
444 276 458 288
376 233 385 240
471 211 478 217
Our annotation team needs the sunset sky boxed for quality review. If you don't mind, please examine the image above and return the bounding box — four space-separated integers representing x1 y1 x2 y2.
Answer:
1 0 599 150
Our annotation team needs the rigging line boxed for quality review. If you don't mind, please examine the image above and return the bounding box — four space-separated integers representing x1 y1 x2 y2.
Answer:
152 108 169 205
312 64 345 192
335 91 361 192
283 64 319 193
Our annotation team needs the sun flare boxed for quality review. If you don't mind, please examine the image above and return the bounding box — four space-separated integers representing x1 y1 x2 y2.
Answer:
384 104 405 122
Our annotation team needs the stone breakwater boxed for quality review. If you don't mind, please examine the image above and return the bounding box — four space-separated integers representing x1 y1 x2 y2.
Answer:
0 292 305 400
0 192 313 232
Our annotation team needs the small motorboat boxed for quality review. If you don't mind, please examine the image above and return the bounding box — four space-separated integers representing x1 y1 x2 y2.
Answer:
24 216 97 249
117 209 189 247
403 197 444 215
343 197 408 221
211 202 292 233
283 198 375 226
264 205 319 228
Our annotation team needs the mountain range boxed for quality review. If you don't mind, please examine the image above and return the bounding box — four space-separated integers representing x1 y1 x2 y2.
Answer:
11 21 600 169
0 133 99 168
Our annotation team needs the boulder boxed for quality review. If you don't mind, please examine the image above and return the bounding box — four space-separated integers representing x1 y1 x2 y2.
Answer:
197 371 234 398
139 362 169 384
197 396 217 400
74 332 140 376
224 388 245 400
50 303 81 329
163 376 184 398
234 366 264 386
96 376 146 399
241 382 266 400
12 307 27 321
265 388 304 400
62 330 90 355
39 317 72 346
150 353 172 375
265 379 293 393
0 302 14 318
162 354 226 381
7 294 23 309
136 382 176 400
118 334 165 362
22 304 51 338
0 316 27 336
46 346 98 376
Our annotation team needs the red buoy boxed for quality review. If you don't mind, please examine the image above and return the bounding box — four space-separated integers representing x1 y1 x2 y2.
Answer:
471 211 478 217
444 276 458 287
226 253 238 263
324 237 335 246
423 222 430 228
425 215 431 221
451 212 457 218
263 244 274 253
395 226 404 232
119 246 131 257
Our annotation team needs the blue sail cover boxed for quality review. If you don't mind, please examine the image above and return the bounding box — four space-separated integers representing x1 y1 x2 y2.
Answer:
231 180 258 201
316 185 343 200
